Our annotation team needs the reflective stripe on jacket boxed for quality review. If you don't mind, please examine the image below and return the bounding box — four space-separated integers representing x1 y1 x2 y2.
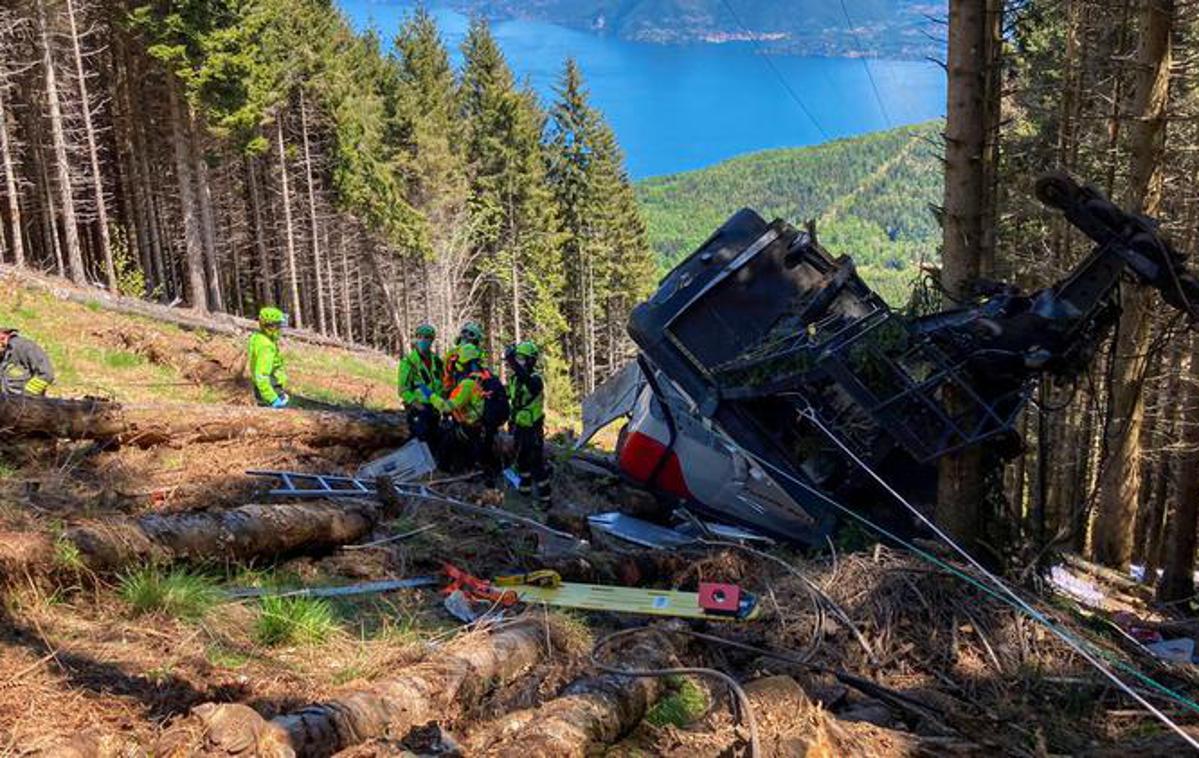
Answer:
0 335 55 396
247 330 287 404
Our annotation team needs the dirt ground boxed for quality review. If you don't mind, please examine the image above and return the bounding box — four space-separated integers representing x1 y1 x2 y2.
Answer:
3 425 1198 755
3 279 1199 755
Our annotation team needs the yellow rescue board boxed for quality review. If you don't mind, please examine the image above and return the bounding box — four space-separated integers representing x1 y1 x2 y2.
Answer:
508 582 761 621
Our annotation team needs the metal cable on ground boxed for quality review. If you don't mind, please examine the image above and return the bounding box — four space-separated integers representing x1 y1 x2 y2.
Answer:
733 407 1199 749
592 626 761 758
667 628 949 721
701 538 875 664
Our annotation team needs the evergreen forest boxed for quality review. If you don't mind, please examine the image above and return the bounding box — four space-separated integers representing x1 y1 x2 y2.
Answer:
0 0 658 402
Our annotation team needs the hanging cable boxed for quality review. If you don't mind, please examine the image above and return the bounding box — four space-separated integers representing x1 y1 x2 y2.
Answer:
716 0 830 140
727 403 1199 749
836 0 893 127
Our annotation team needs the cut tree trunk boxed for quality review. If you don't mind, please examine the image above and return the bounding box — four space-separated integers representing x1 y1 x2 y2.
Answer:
156 621 547 757
66 498 392 572
0 396 407 449
466 630 675 757
0 498 395 580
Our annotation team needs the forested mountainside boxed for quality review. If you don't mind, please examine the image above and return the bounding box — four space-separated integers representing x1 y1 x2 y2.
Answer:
444 0 946 58
637 122 941 303
0 1 656 401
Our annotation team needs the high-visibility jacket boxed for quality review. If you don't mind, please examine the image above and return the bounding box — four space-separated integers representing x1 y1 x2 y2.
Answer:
398 349 444 408
247 330 287 404
442 344 491 393
434 373 486 426
508 370 545 428
0 334 55 396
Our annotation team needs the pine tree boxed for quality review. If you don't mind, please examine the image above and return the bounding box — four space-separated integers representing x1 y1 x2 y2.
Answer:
383 7 469 345
460 20 569 397
546 59 654 395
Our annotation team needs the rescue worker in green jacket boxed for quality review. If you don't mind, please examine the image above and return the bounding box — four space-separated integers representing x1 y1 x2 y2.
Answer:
0 328 55 397
398 323 444 444
505 341 551 502
432 343 500 475
247 307 290 408
442 321 486 393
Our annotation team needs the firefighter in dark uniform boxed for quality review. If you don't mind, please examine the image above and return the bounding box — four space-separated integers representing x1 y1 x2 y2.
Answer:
0 328 54 396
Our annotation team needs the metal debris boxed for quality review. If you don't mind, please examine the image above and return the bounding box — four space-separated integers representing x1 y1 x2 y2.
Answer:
357 439 437 481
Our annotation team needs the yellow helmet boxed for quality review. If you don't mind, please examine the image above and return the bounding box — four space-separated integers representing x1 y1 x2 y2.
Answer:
258 307 286 326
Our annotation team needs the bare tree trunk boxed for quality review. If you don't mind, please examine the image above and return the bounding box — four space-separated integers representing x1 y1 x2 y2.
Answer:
324 228 337 339
0 395 407 449
65 499 394 573
275 114 302 326
37 0 85 283
363 242 405 338
512 251 522 342
298 89 326 334
340 227 353 342
37 141 65 277
1159 336 1199 603
168 78 209 313
157 623 546 757
245 154 271 307
0 86 24 267
467 632 674 756
192 128 223 311
64 0 114 289
935 0 999 551
1091 0 1172 570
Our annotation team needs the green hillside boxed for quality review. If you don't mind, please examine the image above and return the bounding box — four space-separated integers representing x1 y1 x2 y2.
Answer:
636 122 943 304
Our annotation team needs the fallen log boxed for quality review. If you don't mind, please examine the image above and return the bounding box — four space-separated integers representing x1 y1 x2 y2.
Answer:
0 396 407 449
1 498 396 580
65 499 392 572
466 629 676 757
156 620 547 757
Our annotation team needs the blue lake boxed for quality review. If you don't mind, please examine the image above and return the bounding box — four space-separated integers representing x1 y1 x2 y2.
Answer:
337 1 947 179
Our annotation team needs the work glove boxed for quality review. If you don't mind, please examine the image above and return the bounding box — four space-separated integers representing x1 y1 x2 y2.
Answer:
25 377 49 396
271 395 288 409
419 385 434 401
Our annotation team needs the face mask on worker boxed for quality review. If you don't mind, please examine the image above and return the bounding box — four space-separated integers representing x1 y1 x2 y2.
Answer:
416 338 432 354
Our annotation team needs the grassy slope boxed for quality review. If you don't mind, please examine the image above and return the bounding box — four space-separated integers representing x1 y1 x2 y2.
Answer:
636 122 943 304
1 282 398 408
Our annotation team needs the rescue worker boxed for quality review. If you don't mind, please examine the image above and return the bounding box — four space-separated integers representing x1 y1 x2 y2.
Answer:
248 307 289 407
398 323 444 444
433 343 502 476
0 328 54 396
506 341 551 502
442 321 486 393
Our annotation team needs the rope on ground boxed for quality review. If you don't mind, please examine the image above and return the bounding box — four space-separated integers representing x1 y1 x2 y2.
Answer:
591 626 761 758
